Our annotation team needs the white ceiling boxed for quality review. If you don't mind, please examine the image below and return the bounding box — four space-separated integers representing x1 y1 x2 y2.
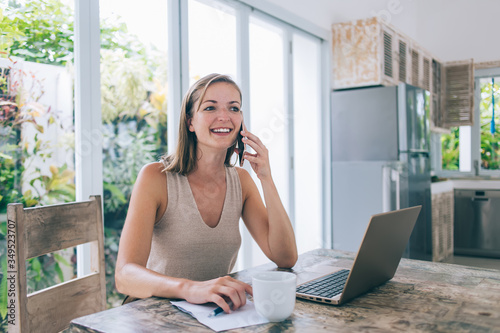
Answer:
265 0 499 63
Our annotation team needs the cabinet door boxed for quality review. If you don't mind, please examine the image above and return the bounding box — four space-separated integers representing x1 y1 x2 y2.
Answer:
442 59 475 127
332 17 383 89
430 59 447 132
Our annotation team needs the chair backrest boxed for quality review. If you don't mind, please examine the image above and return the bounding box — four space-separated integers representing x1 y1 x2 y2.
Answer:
7 195 106 333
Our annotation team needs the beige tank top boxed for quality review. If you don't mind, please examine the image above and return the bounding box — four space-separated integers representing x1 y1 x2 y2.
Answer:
146 166 242 281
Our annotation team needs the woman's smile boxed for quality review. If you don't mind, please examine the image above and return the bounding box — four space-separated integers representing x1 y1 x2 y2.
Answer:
211 127 233 134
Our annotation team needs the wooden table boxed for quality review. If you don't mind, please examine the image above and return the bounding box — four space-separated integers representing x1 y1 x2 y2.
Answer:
69 249 500 332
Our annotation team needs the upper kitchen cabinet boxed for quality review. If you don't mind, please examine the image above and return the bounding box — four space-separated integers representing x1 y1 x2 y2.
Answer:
332 17 474 131
332 17 431 90
332 17 398 89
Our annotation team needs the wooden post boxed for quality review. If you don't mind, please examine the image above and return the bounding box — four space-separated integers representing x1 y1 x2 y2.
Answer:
7 203 27 332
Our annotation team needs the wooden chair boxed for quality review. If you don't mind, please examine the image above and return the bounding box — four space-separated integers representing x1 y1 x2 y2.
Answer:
7 195 106 333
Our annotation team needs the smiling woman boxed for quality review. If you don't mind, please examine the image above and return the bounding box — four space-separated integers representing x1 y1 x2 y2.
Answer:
114 73 298 314
188 82 242 150
163 74 243 175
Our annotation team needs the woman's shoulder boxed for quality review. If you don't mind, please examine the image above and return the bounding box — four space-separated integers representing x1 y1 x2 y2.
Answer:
137 162 167 186
234 166 254 187
234 166 250 178
141 161 166 176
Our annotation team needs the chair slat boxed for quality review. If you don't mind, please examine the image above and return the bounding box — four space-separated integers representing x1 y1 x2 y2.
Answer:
27 273 105 332
24 200 99 259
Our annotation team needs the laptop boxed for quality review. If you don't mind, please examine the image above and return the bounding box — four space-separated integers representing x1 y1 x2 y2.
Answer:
296 206 421 305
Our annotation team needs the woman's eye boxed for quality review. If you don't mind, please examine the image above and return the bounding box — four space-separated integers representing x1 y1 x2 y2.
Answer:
230 107 240 112
204 106 215 111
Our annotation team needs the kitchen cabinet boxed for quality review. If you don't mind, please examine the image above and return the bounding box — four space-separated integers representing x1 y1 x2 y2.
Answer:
332 17 398 89
331 17 431 91
331 17 475 130
430 181 454 262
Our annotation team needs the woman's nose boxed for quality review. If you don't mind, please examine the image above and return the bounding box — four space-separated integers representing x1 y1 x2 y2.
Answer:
216 108 231 120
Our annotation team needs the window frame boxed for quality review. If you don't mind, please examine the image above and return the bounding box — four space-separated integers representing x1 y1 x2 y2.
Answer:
74 0 103 276
434 66 500 179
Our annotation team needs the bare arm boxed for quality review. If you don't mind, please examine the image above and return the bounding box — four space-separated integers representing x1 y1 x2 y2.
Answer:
238 130 298 268
115 162 251 312
114 162 179 298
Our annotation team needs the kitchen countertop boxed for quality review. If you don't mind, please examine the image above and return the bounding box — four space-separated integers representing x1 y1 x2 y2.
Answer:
431 179 500 192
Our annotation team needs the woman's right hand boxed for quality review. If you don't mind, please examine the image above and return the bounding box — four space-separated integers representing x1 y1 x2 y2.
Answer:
181 276 253 313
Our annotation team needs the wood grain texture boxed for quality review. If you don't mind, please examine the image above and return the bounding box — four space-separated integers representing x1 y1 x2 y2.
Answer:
69 249 500 333
23 200 100 259
28 273 104 332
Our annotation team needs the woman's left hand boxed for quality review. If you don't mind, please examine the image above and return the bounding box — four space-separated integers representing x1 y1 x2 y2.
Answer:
241 130 271 180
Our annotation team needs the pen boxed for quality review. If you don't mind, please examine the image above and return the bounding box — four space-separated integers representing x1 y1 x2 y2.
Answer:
208 300 234 318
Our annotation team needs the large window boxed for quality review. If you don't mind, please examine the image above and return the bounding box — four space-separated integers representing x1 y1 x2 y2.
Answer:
248 15 287 265
188 0 237 83
99 0 169 306
292 32 323 254
1 0 76 322
438 69 500 177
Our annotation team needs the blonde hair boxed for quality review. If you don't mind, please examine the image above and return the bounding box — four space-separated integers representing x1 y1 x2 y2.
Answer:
161 73 242 175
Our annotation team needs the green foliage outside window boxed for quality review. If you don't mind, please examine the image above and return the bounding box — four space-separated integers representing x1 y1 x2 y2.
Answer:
441 127 460 170
441 79 500 171
479 79 499 169
0 0 168 328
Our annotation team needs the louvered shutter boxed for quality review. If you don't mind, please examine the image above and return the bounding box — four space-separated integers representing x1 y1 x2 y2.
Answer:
430 59 448 132
398 39 407 83
383 30 393 79
423 56 431 91
411 48 420 87
442 59 474 127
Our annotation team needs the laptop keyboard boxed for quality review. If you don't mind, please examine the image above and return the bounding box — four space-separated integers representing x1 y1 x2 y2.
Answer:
296 269 350 299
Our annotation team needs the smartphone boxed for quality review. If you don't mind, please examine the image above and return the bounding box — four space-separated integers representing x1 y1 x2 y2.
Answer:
237 121 246 167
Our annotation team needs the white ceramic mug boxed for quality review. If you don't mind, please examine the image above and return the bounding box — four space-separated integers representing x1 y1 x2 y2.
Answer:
252 271 297 322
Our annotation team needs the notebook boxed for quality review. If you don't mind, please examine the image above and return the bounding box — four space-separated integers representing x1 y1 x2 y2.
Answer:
296 206 422 305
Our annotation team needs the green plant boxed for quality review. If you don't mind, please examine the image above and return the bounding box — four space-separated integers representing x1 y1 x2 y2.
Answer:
100 46 168 226
441 127 460 170
103 227 123 308
0 63 76 330
102 125 157 225
1 0 74 65
1 0 170 319
479 80 499 170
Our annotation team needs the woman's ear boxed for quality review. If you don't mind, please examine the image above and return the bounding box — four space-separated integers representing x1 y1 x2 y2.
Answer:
187 118 194 132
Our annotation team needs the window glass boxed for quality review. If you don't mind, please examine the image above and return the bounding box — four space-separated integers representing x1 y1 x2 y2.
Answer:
188 0 237 84
441 76 499 174
479 77 499 171
100 0 168 306
248 16 286 266
441 127 460 171
292 33 322 253
1 0 75 296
